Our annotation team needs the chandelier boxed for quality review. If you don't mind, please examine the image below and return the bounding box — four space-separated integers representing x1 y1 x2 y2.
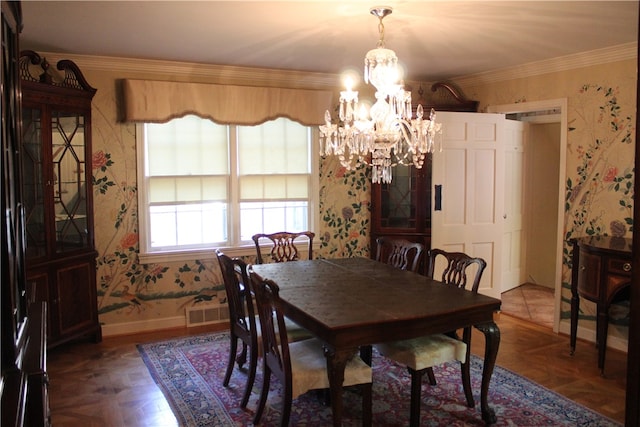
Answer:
319 6 442 184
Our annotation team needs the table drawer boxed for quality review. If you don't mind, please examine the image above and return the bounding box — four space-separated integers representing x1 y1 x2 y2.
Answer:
607 258 632 276
577 250 600 300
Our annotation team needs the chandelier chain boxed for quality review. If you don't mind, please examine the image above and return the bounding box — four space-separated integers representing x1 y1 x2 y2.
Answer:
377 18 386 48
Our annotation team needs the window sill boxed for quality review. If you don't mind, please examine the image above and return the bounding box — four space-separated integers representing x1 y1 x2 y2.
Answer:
137 242 321 265
138 246 256 265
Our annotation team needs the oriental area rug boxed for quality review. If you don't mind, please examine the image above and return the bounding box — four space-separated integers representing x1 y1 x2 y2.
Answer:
137 332 621 427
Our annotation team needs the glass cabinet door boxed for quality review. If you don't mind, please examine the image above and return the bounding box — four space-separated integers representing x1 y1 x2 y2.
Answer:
377 160 432 232
22 107 90 257
52 110 89 253
380 165 418 229
22 107 46 258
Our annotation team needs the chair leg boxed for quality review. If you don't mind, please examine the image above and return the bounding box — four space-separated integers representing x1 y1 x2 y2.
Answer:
253 366 271 425
426 367 437 385
360 345 373 366
461 327 474 407
240 342 258 408
280 383 293 427
315 388 331 406
361 382 372 427
408 367 425 427
237 341 248 369
223 336 238 386
461 360 475 408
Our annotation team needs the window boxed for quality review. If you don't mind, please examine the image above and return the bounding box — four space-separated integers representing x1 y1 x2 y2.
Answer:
137 115 318 262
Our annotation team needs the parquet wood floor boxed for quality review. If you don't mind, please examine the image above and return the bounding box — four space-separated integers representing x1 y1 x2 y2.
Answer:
47 314 627 426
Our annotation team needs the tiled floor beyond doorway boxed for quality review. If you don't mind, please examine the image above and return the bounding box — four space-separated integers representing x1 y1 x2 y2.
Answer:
501 283 555 328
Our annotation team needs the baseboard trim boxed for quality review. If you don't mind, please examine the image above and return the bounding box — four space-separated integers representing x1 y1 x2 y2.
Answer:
101 316 186 337
557 320 628 353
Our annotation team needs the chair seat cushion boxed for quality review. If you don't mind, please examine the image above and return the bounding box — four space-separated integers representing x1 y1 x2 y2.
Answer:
289 338 372 399
374 334 467 371
244 315 312 345
284 317 313 342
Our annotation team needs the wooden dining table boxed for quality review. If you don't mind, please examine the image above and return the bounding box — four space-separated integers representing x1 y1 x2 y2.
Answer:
250 257 501 426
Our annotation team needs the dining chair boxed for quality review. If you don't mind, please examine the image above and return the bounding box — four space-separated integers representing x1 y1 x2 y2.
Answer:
374 236 425 273
216 249 258 408
249 268 372 426
252 231 315 264
215 249 312 409
374 248 487 427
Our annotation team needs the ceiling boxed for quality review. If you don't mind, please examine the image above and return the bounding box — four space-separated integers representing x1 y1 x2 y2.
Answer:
19 1 639 82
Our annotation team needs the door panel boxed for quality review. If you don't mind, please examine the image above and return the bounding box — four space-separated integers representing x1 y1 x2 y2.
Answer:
431 112 505 298
501 119 526 292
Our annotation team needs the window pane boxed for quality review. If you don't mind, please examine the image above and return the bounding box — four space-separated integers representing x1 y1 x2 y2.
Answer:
240 201 308 240
238 118 310 175
146 115 228 176
149 176 228 203
239 175 309 199
149 203 227 248
140 115 315 254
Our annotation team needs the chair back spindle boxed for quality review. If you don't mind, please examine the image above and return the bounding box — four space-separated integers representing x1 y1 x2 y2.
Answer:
426 248 487 293
252 231 315 264
375 236 425 273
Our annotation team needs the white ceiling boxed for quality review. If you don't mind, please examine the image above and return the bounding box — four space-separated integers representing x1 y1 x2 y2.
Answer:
19 1 639 82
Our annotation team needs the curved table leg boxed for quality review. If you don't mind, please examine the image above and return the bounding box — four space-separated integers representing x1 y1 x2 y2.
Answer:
475 321 501 425
324 345 362 427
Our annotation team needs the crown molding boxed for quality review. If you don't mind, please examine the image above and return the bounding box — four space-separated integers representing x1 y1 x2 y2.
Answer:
33 52 339 89
36 42 637 91
451 42 637 87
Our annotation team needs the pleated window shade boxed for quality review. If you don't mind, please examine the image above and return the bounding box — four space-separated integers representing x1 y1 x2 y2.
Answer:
146 116 229 205
237 119 310 200
139 114 316 255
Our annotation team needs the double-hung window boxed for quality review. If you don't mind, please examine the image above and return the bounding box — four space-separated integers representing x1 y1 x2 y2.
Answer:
137 115 318 263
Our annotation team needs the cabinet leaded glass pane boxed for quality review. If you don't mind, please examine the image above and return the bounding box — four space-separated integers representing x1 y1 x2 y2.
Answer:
22 107 46 257
380 166 417 229
52 111 89 253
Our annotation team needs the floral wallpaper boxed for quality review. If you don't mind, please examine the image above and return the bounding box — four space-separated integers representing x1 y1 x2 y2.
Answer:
318 157 371 258
82 57 635 341
565 84 634 242
465 59 636 342
561 83 634 332
86 71 372 331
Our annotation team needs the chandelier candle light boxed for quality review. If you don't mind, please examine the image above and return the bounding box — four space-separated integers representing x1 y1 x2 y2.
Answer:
319 6 442 184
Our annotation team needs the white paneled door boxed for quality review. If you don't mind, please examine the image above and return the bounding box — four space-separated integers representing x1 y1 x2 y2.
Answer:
501 119 526 293
431 112 506 299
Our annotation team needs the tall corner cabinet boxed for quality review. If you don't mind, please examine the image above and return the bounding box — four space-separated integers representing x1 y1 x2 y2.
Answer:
370 82 479 275
19 50 102 348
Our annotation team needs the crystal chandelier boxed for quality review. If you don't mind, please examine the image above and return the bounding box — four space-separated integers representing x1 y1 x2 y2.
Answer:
319 6 442 184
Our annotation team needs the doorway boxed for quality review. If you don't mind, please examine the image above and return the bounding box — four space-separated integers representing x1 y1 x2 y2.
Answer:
488 99 568 332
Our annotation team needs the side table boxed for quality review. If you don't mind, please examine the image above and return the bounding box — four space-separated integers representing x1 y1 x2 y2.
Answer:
570 236 632 375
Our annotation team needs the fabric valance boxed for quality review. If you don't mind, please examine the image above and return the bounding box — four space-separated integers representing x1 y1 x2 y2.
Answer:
122 79 333 126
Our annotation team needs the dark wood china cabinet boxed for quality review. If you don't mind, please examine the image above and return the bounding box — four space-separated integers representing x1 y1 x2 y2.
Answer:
2 2 50 425
19 50 101 348
370 83 478 274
